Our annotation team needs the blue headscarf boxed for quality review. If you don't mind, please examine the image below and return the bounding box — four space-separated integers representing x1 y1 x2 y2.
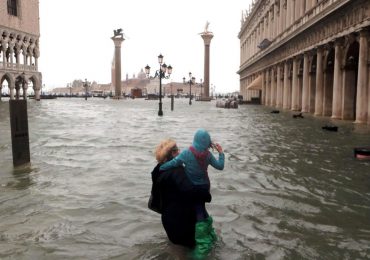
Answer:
192 128 211 152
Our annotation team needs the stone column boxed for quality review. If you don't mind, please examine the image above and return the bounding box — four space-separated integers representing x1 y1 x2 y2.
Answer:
34 45 40 71
271 67 276 106
262 70 266 105
15 42 21 69
201 32 214 99
291 57 299 110
266 70 271 105
10 84 15 100
1 45 6 67
22 38 29 69
22 77 28 100
283 61 290 109
276 65 283 107
35 86 41 101
315 47 324 116
355 30 369 123
111 34 125 99
331 39 344 119
302 52 310 112
309 66 316 113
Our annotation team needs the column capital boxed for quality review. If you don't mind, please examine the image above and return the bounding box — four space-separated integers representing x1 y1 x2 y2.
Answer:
315 45 324 53
201 33 214 45
323 42 334 51
358 28 370 37
111 36 125 47
334 37 345 46
303 51 311 58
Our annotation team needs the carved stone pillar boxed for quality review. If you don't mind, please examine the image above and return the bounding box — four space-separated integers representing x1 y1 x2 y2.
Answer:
291 57 299 111
22 76 28 100
331 39 344 119
14 41 21 69
315 47 324 116
276 65 283 107
34 83 41 101
266 70 271 105
8 39 15 65
271 67 276 106
262 70 266 105
283 61 290 109
9 84 15 100
111 34 125 99
302 52 310 112
355 30 369 123
1 37 7 67
22 46 28 68
309 61 316 113
34 46 40 70
201 33 214 99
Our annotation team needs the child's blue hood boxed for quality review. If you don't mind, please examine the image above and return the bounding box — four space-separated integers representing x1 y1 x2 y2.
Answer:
192 128 211 151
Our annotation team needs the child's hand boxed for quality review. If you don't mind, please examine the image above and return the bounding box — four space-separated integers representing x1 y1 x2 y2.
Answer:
214 143 223 153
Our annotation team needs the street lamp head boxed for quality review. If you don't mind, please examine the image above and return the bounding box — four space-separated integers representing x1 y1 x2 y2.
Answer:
191 77 196 84
167 65 172 75
158 54 163 64
145 64 151 75
189 72 192 78
161 63 167 73
183 77 186 83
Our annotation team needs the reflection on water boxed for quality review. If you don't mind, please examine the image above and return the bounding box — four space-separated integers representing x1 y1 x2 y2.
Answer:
0 98 369 259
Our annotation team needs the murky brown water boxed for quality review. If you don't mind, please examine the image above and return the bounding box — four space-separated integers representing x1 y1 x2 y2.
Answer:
0 98 369 259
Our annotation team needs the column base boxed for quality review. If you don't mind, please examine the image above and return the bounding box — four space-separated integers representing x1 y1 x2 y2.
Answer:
354 119 367 124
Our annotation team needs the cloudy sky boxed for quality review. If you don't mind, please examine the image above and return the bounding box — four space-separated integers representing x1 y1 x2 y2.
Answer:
38 0 252 94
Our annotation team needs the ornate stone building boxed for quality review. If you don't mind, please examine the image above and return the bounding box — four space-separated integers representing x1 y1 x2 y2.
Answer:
238 0 370 124
0 0 42 100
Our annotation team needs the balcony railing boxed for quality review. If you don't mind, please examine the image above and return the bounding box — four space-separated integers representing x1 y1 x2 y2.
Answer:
0 62 38 72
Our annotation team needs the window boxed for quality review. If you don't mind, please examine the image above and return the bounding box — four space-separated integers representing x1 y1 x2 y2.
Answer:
7 0 18 16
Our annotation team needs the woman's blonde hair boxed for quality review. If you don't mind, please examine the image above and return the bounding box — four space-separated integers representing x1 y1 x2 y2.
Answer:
155 139 177 163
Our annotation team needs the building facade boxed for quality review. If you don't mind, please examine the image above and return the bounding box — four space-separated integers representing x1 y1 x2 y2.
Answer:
239 0 370 124
0 0 42 100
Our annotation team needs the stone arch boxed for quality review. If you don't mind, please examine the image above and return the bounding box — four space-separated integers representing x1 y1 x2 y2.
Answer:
14 74 27 100
323 46 335 116
342 39 359 120
309 54 317 113
1 73 15 99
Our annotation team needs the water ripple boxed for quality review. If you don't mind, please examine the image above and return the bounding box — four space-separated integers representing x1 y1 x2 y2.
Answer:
0 99 369 259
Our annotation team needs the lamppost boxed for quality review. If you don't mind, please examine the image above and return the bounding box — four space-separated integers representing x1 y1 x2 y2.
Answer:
183 72 195 105
145 54 173 116
68 83 72 97
83 79 89 101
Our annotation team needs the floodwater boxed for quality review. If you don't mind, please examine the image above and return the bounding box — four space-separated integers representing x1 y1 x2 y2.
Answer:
0 98 369 260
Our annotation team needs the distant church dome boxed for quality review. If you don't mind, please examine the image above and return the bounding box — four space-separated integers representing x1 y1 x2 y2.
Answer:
138 68 146 79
